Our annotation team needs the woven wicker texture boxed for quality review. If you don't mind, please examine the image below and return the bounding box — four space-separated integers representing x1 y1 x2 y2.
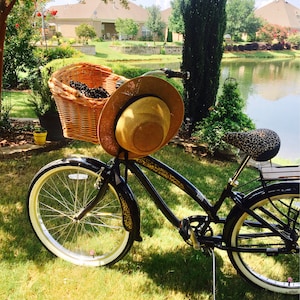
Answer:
48 62 126 144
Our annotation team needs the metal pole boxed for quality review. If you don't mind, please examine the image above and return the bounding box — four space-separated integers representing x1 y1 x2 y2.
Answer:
41 7 47 50
212 249 216 300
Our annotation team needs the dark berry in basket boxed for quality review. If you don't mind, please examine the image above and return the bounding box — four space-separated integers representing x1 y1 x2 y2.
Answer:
85 87 110 98
70 80 88 91
115 79 127 89
70 80 110 98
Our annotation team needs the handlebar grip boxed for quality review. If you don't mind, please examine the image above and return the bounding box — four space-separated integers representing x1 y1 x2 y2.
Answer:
161 68 190 80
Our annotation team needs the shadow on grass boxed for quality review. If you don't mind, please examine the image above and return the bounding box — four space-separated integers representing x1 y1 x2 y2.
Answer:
0 144 298 299
116 246 299 300
0 182 56 267
95 52 108 58
0 152 67 268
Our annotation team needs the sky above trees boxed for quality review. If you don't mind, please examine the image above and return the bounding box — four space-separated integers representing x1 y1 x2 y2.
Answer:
47 0 300 9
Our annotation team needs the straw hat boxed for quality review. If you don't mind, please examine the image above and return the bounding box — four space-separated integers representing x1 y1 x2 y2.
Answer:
98 76 184 159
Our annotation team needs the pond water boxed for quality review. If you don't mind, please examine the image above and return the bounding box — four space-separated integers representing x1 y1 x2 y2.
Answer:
220 59 300 163
134 59 300 163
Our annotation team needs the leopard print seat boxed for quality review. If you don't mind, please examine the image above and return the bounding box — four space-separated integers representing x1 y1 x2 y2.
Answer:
222 129 280 161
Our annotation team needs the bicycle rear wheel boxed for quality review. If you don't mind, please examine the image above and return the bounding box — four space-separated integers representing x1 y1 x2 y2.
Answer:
226 183 300 294
28 162 134 267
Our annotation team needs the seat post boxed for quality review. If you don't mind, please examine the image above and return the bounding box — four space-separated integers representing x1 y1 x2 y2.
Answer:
230 155 251 186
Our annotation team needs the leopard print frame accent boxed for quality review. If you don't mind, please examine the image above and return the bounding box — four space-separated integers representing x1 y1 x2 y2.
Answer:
222 129 280 161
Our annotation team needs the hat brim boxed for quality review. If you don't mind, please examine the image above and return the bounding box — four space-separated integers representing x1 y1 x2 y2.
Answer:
98 76 184 159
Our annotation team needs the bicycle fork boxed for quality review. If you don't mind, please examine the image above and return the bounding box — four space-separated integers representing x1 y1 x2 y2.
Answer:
73 166 111 221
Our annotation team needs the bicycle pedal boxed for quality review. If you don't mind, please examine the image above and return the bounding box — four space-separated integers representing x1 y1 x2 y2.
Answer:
201 247 213 257
190 229 201 250
179 218 190 241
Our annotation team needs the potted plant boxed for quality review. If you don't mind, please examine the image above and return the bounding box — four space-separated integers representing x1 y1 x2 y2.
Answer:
28 67 64 141
33 125 48 145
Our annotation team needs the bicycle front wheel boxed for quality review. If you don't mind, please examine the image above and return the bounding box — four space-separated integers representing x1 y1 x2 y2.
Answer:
28 162 134 267
226 183 300 294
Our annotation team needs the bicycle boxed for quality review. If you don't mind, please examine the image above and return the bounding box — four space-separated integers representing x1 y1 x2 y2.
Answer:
27 69 300 295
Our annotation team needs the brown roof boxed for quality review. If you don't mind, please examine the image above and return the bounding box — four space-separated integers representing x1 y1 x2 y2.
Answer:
255 0 300 30
161 7 171 23
49 0 148 22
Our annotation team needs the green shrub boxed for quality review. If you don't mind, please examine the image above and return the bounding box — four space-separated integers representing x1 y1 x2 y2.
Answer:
27 67 56 117
193 78 255 154
287 33 300 48
34 46 80 64
111 64 184 96
111 64 149 78
0 100 13 130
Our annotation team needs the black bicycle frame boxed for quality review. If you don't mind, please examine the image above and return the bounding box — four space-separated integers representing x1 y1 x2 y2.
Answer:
125 155 233 228
115 154 298 254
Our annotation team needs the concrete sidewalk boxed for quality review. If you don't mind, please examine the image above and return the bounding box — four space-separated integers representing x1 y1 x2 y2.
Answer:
0 140 68 159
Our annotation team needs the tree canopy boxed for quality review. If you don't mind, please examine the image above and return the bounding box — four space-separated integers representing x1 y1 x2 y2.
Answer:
226 0 262 41
115 18 139 40
75 24 97 44
3 0 37 89
145 5 165 42
168 0 184 35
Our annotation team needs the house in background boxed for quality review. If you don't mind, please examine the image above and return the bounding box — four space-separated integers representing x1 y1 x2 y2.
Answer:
161 7 183 42
48 0 149 39
47 0 300 43
255 0 300 32
160 0 300 44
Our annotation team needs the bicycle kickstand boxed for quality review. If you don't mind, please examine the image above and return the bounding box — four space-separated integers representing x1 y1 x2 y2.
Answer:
205 248 217 300
211 249 217 300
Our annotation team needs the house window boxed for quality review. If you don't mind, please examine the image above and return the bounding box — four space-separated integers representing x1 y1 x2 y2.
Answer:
142 26 151 38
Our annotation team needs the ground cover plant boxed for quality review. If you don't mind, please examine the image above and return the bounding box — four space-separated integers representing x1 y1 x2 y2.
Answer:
0 141 298 300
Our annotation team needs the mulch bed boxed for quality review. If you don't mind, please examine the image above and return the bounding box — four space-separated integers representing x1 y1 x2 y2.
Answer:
0 119 235 161
0 119 37 148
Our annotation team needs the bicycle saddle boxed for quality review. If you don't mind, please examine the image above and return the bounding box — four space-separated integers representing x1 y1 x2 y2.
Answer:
222 128 280 161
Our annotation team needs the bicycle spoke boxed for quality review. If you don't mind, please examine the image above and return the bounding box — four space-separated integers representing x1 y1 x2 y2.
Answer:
227 189 300 294
28 164 133 266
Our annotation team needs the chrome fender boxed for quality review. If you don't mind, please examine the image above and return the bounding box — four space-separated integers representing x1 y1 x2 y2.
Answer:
223 181 300 240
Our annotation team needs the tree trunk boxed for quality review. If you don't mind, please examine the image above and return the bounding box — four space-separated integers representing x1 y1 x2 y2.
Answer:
0 0 17 112
181 0 227 131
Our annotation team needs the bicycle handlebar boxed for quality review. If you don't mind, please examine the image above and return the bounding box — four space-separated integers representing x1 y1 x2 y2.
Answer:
142 68 190 80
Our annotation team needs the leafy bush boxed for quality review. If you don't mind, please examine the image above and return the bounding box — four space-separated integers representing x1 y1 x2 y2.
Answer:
115 18 139 39
34 46 80 64
28 67 56 117
75 24 97 44
112 64 152 79
193 78 255 154
287 33 300 49
0 100 13 130
112 64 184 96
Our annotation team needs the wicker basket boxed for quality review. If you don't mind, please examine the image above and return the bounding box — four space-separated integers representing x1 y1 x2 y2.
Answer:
48 62 127 144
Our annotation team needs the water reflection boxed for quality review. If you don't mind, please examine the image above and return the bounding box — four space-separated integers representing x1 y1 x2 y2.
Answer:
220 59 300 163
220 59 300 101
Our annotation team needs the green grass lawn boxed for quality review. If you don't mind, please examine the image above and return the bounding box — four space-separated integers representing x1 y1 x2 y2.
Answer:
0 141 297 300
2 90 36 119
0 42 299 299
